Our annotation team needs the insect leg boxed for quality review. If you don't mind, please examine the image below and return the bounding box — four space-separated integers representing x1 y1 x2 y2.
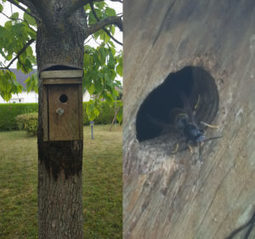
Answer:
198 142 203 161
200 121 219 129
203 135 222 142
193 94 201 111
187 144 193 154
171 143 179 154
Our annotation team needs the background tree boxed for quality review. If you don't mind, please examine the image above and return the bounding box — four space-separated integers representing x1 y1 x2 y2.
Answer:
0 0 122 238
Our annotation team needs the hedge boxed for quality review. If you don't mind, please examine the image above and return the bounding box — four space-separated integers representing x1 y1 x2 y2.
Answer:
16 113 38 135
0 102 119 131
0 103 38 131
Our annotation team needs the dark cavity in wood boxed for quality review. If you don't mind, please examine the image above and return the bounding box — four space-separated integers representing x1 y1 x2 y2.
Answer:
136 66 219 142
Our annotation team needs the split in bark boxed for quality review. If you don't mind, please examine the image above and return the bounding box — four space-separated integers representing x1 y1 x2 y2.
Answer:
225 211 255 239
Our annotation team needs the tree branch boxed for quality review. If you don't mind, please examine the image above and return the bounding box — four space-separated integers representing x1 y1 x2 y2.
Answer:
89 2 122 46
0 39 35 70
0 11 37 32
64 0 122 18
0 63 9 71
64 0 91 18
0 11 17 21
109 0 122 2
6 0 41 22
87 15 123 37
27 0 54 26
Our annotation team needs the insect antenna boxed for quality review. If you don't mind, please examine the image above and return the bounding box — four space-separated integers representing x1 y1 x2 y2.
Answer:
203 135 222 142
198 135 222 161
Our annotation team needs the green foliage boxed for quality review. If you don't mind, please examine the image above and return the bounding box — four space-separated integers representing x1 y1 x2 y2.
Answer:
80 2 123 120
84 44 122 99
0 17 36 70
86 1 117 41
115 100 123 124
16 112 38 135
83 43 122 120
0 103 38 130
23 12 37 26
0 70 23 101
85 100 100 121
83 100 122 125
116 54 123 77
0 4 37 101
24 72 38 93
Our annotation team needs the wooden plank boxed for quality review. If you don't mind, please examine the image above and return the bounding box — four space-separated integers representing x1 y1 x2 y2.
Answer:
43 78 82 85
41 70 83 79
78 84 83 139
42 86 49 141
48 85 81 141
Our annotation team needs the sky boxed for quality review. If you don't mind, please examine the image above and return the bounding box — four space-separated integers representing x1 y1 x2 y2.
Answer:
0 0 123 68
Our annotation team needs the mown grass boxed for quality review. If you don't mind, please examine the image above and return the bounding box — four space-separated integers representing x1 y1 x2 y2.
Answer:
0 125 122 239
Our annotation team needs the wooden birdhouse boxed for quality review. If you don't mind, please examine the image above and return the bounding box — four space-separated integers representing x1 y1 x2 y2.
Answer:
41 69 83 141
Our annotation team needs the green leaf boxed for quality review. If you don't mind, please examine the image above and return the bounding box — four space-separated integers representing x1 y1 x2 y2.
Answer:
116 103 123 124
0 70 23 101
11 12 19 20
4 20 12 28
94 77 103 93
105 7 116 17
24 73 38 93
110 25 115 35
87 84 95 95
94 1 106 10
99 31 110 42
6 54 13 61
23 12 37 26
86 100 100 121
0 4 3 13
88 11 97 25
116 55 123 77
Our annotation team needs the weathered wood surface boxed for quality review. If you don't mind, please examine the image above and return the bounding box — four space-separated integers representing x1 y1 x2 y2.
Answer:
41 70 83 142
123 1 255 238
42 78 82 85
40 70 83 79
48 85 81 141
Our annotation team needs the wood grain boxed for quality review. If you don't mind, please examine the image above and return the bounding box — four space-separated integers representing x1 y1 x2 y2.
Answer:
40 70 83 79
48 85 81 141
123 0 255 238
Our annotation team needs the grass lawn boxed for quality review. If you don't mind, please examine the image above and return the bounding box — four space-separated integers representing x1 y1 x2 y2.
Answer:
0 124 122 239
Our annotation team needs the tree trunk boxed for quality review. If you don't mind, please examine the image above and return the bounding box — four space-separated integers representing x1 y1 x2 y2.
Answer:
36 5 87 239
123 0 255 238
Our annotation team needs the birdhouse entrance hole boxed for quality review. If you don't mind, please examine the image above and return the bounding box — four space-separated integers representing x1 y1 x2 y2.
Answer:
136 66 219 142
59 94 68 103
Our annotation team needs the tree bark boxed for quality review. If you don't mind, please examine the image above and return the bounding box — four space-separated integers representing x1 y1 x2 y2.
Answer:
35 3 87 238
